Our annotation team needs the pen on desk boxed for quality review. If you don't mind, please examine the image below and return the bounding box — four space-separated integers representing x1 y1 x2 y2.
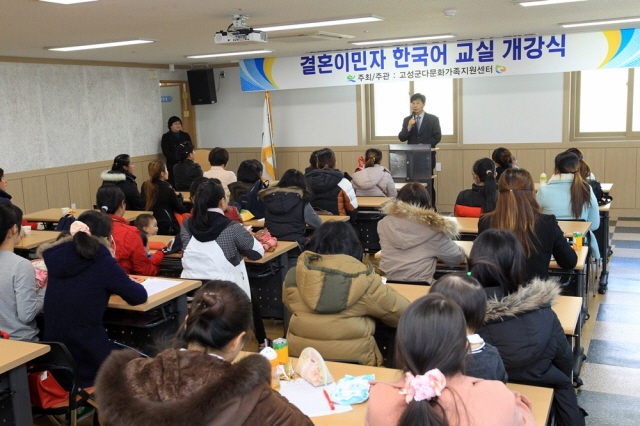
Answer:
323 389 335 411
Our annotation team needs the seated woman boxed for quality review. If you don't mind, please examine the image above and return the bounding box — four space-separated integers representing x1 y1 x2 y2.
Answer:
492 147 517 181
351 148 397 197
378 182 465 284
0 203 44 341
565 147 596 180
172 141 203 191
478 168 577 281
283 221 409 366
536 151 600 258
180 180 263 298
100 154 145 211
96 280 312 426
39 210 147 387
454 158 498 217
259 168 321 249
142 159 188 235
366 294 535 426
228 159 267 219
203 147 237 197
305 148 358 221
97 184 163 275
469 229 586 426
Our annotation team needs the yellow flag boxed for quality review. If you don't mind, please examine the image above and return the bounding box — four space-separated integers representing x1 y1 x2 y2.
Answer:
261 91 276 181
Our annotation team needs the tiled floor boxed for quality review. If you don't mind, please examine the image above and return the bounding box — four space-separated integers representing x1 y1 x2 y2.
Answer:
577 217 640 426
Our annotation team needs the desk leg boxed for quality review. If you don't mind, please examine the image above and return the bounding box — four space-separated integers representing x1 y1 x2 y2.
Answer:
598 211 611 294
8 365 33 426
175 295 188 328
273 252 292 337
572 269 587 381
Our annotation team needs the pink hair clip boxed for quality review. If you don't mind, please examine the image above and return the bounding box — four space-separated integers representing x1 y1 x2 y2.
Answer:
400 368 446 404
69 221 92 237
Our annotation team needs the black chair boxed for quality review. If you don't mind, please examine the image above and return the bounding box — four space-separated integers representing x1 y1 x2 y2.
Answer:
27 342 97 426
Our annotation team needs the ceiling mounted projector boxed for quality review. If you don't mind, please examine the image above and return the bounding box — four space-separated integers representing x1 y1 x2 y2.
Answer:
215 14 267 44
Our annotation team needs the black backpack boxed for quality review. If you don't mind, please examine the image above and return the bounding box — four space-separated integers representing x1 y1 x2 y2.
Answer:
234 180 267 219
55 214 76 231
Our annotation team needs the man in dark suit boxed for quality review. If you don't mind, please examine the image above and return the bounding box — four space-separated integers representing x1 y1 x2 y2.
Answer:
398 93 441 206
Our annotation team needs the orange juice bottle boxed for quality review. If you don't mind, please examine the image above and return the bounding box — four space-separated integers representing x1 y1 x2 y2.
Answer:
273 338 289 365
573 232 583 250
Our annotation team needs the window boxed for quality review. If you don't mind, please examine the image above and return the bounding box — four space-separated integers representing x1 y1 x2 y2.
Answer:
364 79 459 144
571 68 640 140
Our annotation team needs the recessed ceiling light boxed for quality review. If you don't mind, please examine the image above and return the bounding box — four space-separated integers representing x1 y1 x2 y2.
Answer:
185 50 273 59
350 34 456 46
39 0 98 4
254 15 383 32
560 16 640 28
46 39 155 52
516 0 586 6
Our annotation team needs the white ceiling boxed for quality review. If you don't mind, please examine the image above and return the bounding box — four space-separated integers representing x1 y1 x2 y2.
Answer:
3 0 639 66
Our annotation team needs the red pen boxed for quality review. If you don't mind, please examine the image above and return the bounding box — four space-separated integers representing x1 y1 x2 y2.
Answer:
323 389 335 411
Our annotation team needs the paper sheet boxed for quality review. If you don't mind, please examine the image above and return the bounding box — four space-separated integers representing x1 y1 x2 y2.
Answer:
139 278 183 297
279 379 352 417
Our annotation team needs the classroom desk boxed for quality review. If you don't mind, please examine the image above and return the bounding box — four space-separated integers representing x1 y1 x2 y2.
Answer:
244 215 349 229
108 276 201 324
534 182 612 193
596 202 612 293
178 191 191 202
449 217 591 239
356 196 392 209
23 208 151 224
257 357 552 426
387 283 581 336
0 340 50 425
14 230 61 250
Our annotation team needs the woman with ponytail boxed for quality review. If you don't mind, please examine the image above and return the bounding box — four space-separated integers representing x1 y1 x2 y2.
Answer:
536 151 600 258
96 280 312 426
142 159 188 235
478 168 577 281
454 158 498 217
0 203 43 341
97 184 164 275
351 148 397 197
39 210 147 387
366 294 535 426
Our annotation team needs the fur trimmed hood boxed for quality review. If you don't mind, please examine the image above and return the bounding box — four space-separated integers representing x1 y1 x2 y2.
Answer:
380 199 460 237
100 170 126 183
37 236 113 278
36 235 110 258
96 349 273 426
484 278 561 322
258 185 304 199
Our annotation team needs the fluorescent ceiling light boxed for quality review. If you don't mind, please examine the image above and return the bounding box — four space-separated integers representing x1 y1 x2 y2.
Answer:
46 39 155 52
560 16 640 28
254 15 383 32
516 0 586 7
39 0 98 4
350 34 456 46
185 50 273 59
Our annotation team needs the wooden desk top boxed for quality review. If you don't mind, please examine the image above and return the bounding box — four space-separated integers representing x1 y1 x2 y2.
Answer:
14 230 61 250
245 241 299 264
356 197 392 208
599 202 611 212
23 208 151 223
450 217 591 238
179 192 191 202
535 182 612 193
388 283 580 335
244 215 349 229
0 340 50 374
108 277 201 311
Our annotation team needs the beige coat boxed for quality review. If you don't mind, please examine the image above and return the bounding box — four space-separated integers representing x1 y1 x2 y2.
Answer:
283 251 410 366
378 200 465 283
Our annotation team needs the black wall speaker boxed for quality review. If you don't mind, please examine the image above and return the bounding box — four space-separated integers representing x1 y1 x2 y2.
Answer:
187 69 217 105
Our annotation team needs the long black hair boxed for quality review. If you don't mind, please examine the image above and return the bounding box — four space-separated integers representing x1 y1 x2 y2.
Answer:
472 158 497 214
96 184 126 214
276 169 310 201
73 210 112 260
0 203 23 242
468 229 525 295
395 294 468 426
111 154 131 172
191 180 226 230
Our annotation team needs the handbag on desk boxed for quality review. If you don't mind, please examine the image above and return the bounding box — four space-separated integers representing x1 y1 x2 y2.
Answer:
255 228 277 252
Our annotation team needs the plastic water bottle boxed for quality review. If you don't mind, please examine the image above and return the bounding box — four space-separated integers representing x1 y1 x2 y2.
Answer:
539 173 547 185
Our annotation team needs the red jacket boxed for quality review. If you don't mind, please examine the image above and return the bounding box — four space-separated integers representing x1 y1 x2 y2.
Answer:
108 214 163 276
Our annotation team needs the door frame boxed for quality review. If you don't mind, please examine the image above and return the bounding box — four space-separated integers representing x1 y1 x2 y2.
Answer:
160 80 198 147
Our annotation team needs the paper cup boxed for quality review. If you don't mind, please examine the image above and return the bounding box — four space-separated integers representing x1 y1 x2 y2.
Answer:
61 207 70 216
22 225 32 236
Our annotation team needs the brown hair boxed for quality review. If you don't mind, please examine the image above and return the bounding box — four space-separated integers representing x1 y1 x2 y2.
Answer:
364 148 382 168
555 151 592 218
316 148 336 169
484 168 540 257
430 274 487 332
565 147 592 180
143 160 166 210
397 182 432 210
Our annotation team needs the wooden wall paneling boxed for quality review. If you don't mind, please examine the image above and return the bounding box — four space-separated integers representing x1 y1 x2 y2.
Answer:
275 151 299 178
68 170 92 209
21 176 49 213
339 150 360 176
88 167 107 206
8 178 26 212
604 148 636 209
516 149 548 179
579 148 605 181
46 173 71 208
194 149 209 171
437 149 464 210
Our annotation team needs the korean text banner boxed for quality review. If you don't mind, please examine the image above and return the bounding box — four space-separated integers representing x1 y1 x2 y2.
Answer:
240 28 640 92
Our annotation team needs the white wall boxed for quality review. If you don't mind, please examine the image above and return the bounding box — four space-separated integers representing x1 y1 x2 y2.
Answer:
462 73 564 144
195 67 358 148
0 62 186 173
